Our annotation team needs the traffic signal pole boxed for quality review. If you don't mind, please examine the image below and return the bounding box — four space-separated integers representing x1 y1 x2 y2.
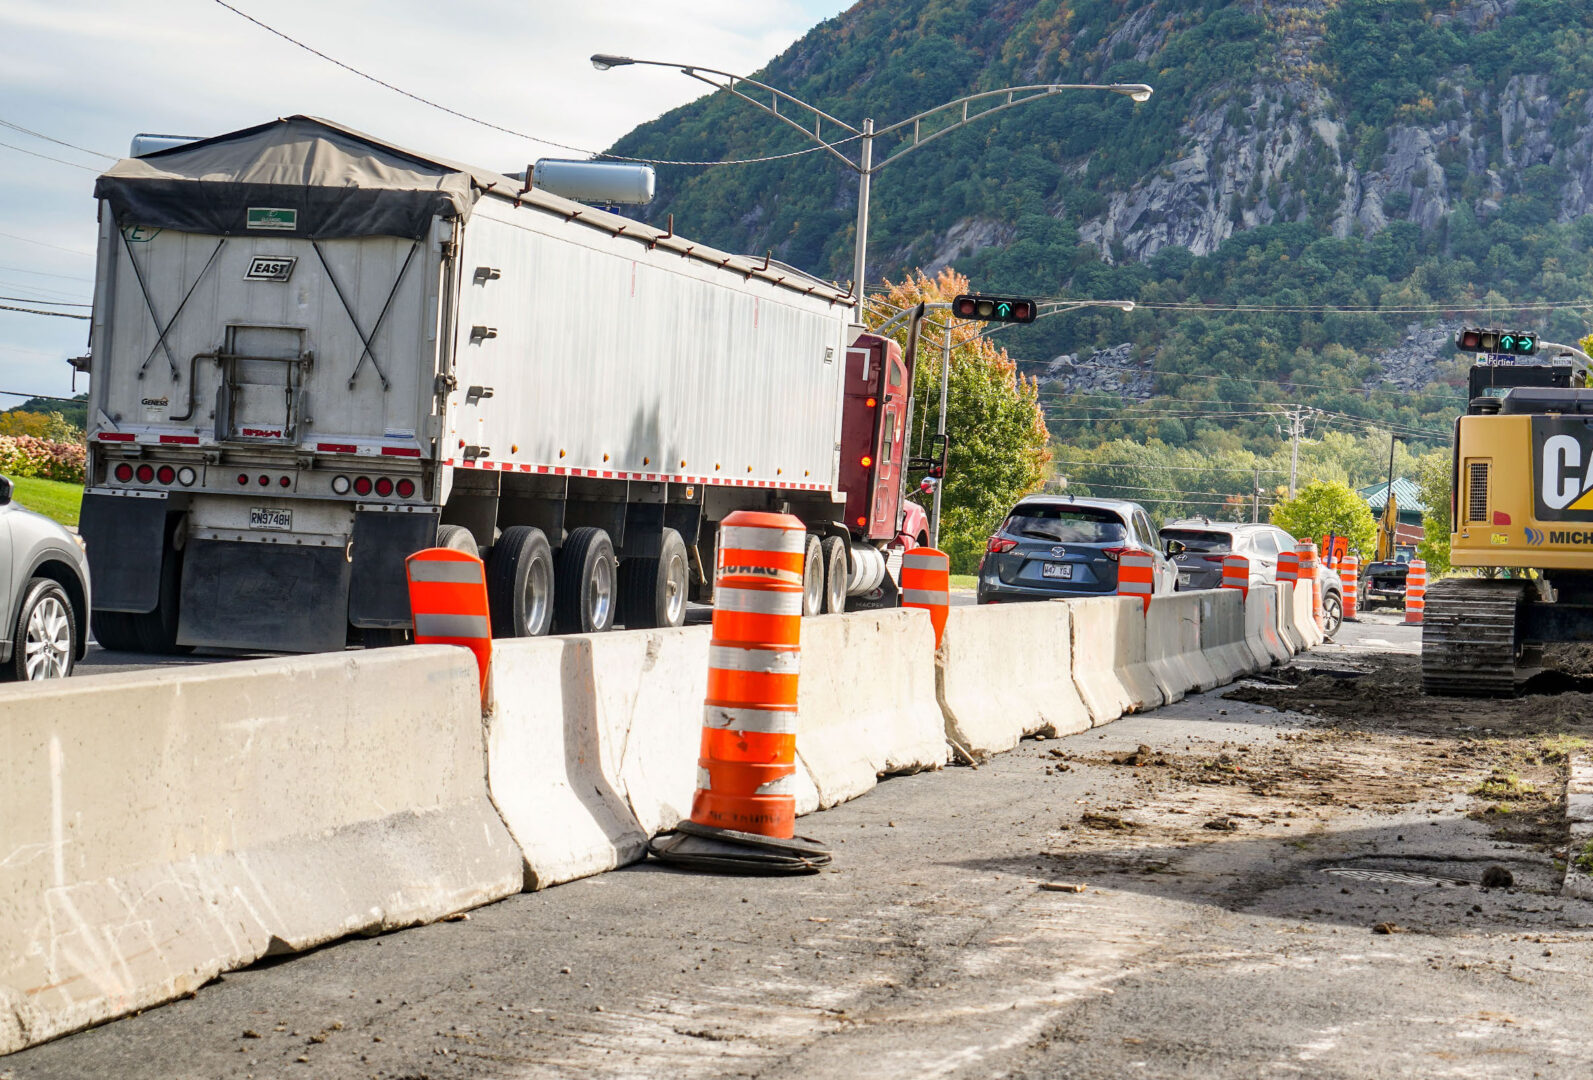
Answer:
930 320 951 549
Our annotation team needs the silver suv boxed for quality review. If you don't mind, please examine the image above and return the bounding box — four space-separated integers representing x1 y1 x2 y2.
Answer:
0 476 90 679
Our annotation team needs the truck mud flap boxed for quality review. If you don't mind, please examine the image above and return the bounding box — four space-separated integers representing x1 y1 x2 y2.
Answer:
79 492 169 613
349 508 441 628
178 539 350 653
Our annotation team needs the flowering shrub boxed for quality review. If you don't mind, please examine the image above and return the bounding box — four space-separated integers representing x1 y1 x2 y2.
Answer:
0 435 86 483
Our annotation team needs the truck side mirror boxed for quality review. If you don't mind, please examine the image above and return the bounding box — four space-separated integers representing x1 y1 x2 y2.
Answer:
0 476 12 505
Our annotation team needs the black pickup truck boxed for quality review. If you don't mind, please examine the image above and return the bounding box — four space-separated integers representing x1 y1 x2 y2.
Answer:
1362 545 1416 607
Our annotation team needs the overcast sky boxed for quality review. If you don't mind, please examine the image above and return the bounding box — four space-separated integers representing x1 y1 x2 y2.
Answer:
0 0 851 400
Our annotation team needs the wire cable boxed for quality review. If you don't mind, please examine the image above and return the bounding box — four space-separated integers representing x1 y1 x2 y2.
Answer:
213 0 853 167
0 303 89 319
1051 458 1287 474
0 140 100 172
0 118 115 160
0 294 89 307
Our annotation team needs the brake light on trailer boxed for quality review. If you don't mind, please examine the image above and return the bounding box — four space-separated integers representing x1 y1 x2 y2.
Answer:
374 477 393 497
396 478 415 498
156 465 175 485
986 536 1018 554
353 476 373 496
114 463 134 482
135 464 154 484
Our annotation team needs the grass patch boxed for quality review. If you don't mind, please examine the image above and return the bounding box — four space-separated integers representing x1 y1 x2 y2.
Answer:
9 476 82 527
1575 840 1593 874
949 574 978 590
1539 734 1590 763
1469 771 1536 800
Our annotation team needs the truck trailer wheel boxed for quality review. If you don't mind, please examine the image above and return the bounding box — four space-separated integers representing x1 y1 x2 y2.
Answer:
90 609 143 653
618 527 688 629
801 534 825 616
488 525 555 637
437 524 478 556
555 527 616 634
821 535 848 614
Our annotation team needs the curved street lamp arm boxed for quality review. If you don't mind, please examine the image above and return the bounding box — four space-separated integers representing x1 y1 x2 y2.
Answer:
868 83 1152 173
594 55 864 170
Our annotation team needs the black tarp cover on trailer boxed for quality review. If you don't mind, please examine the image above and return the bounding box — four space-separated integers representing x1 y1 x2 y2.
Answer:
93 115 500 240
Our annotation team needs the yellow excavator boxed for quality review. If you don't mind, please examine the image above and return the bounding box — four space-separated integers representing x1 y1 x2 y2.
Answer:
1422 328 1593 695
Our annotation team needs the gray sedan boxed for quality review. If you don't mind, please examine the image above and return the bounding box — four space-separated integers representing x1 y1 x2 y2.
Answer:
0 476 91 679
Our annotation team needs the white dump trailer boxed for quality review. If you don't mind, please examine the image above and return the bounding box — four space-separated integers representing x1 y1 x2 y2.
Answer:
82 116 920 653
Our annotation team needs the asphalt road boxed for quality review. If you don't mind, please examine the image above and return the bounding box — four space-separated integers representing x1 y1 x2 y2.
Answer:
13 613 1593 1079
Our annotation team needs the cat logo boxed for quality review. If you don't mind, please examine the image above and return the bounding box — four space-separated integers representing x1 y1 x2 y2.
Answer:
1534 418 1593 521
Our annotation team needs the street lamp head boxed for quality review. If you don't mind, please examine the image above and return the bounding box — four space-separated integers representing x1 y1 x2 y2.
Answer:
1110 83 1154 103
591 54 635 71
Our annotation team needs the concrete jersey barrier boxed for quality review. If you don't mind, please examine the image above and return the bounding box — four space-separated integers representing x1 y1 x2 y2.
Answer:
1198 588 1259 683
1067 596 1161 726
0 647 522 1057
1291 578 1323 648
937 601 1090 758
1274 581 1303 654
1244 585 1291 666
796 608 946 808
1144 593 1218 704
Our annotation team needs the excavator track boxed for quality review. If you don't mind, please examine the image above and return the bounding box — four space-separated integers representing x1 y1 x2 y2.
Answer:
1420 578 1530 697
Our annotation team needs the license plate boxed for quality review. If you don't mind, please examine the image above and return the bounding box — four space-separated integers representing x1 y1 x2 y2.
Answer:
249 507 292 531
1178 572 1191 585
1041 562 1073 580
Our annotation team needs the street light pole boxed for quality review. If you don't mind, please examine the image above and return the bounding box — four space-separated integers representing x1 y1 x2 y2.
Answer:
931 320 952 548
592 54 1151 295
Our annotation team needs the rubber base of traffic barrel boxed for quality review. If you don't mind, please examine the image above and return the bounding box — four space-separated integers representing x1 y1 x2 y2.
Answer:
648 819 833 875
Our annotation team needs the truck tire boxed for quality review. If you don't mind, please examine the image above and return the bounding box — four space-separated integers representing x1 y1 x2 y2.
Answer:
4 578 77 680
555 527 616 634
90 609 143 653
437 523 478 556
821 535 848 614
488 525 555 637
128 547 189 655
618 528 688 629
801 533 825 616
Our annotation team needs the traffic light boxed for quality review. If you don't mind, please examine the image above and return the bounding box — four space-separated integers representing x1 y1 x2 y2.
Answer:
1455 327 1538 356
952 293 1037 324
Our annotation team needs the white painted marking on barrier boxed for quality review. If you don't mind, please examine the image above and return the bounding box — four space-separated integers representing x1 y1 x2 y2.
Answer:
50 733 64 889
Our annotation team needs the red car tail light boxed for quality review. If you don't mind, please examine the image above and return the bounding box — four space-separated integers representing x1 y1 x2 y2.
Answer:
1102 546 1131 562
986 536 1019 554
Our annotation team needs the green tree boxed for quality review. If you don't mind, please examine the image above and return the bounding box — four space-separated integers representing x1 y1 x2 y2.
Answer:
1414 450 1452 574
871 269 1050 572
1269 479 1376 556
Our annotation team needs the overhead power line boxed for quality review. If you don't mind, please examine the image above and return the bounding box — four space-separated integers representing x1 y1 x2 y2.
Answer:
0 294 89 307
0 118 115 160
213 0 849 168
0 140 100 172
1051 458 1287 474
0 302 89 319
0 264 91 282
0 389 86 403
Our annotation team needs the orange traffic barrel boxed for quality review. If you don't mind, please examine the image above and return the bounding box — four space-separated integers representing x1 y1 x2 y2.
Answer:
1117 550 1154 613
692 510 807 839
1221 554 1249 601
1340 554 1360 621
1405 559 1427 624
1276 551 1299 584
1296 541 1321 626
406 546 492 699
901 547 950 647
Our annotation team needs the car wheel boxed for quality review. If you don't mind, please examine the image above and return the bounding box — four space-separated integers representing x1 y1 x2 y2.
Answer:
1321 591 1343 639
7 577 77 680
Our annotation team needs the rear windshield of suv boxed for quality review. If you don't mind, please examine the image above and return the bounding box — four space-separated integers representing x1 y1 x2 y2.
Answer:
1004 505 1128 543
1160 529 1232 553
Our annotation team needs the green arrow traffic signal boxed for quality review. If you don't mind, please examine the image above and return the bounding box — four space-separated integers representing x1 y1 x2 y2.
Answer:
1501 334 1516 351
996 302 1012 318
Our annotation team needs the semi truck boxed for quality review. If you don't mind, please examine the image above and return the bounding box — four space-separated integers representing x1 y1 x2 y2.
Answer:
81 116 921 654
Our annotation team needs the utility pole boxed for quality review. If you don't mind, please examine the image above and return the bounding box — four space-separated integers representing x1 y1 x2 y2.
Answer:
930 320 951 549
1278 406 1309 498
1252 467 1261 523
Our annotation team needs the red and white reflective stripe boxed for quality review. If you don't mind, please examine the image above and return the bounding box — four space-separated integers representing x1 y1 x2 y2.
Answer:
1221 554 1249 598
159 434 199 445
720 524 806 553
900 546 951 647
1276 552 1299 583
96 432 135 442
1117 551 1155 611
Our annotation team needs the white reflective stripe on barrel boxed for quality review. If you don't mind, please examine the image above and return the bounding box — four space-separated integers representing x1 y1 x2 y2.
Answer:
901 588 949 606
408 560 484 584
712 585 803 616
754 772 799 796
702 705 798 734
413 613 491 638
708 645 801 674
902 551 949 570
719 526 806 554
716 565 804 586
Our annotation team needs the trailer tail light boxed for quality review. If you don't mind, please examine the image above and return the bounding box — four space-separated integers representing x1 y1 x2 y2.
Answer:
135 464 154 484
114 463 134 482
986 536 1018 554
279 476 291 488
156 465 175 485
1102 546 1131 562
374 477 393 497
396 478 415 498
257 474 270 487
177 467 196 486
331 475 351 495
353 476 373 496
860 455 872 468
237 473 249 486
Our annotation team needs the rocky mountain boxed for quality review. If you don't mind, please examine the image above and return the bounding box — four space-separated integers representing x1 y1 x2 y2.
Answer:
606 0 1593 449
